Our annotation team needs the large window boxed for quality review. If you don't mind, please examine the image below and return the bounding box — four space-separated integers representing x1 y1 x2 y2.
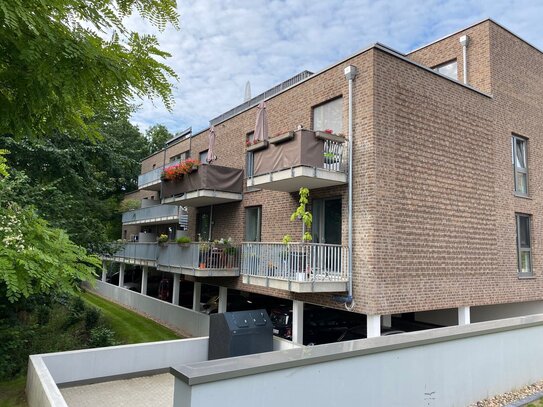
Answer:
516 213 532 276
313 97 343 134
512 135 528 195
433 60 458 80
245 206 261 242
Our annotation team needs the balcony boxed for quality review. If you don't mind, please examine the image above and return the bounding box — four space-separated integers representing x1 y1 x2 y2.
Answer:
241 242 349 293
247 129 348 192
162 164 243 207
157 242 241 277
138 159 180 190
122 204 180 226
107 242 158 267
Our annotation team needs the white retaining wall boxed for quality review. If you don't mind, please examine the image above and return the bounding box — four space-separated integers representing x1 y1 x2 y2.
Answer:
90 280 209 337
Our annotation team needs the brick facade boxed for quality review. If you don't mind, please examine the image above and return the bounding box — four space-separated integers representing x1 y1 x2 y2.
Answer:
122 20 543 316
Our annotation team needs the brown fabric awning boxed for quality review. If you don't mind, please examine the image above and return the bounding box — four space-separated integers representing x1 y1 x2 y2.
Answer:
162 164 243 198
254 129 324 175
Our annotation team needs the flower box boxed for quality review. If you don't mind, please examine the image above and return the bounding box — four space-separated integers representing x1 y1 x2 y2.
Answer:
269 131 295 145
246 140 269 152
314 131 345 143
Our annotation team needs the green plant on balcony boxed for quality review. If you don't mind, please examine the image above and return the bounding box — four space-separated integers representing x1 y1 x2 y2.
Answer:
157 234 169 243
118 199 140 213
175 236 191 245
290 187 312 242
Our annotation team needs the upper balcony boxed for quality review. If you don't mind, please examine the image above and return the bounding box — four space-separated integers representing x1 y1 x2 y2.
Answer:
106 242 158 267
138 159 180 190
157 242 240 277
247 129 348 192
122 203 180 226
240 242 349 293
162 164 243 207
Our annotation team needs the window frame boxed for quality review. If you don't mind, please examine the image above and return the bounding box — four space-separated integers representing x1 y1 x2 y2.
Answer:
199 150 208 165
244 206 262 242
516 213 533 276
432 59 458 80
512 135 528 196
312 96 343 134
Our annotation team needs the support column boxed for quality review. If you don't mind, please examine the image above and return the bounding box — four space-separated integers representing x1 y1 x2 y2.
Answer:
141 266 148 295
193 282 202 311
218 286 227 313
458 306 471 325
172 273 181 305
382 314 392 329
119 263 125 288
367 314 381 338
101 260 107 282
292 300 304 344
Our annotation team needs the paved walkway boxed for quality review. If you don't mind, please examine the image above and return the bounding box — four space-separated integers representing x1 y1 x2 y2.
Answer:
60 373 174 407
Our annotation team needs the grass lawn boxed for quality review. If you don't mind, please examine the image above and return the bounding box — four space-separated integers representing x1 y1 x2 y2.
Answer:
81 291 181 343
0 291 182 407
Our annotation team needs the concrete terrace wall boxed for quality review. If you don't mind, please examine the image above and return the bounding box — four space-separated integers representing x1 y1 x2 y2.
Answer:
172 314 543 407
91 280 210 337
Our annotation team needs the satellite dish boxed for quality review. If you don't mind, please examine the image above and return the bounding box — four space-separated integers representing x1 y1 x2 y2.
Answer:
244 81 251 102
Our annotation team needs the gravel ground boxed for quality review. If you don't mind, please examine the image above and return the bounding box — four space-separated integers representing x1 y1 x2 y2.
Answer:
470 380 543 407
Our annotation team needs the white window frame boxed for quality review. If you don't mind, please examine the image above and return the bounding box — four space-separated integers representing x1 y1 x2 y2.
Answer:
512 135 528 196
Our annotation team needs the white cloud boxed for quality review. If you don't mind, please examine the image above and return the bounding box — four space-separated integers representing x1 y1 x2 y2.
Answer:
127 0 543 133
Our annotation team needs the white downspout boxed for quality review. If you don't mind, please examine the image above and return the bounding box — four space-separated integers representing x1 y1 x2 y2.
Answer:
344 65 357 310
459 35 470 85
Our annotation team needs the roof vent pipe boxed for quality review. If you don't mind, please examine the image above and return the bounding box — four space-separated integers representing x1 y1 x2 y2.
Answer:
459 35 470 85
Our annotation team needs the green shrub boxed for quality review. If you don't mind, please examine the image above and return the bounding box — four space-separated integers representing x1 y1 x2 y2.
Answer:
64 296 86 327
36 305 51 325
175 236 191 244
84 307 101 331
88 327 118 348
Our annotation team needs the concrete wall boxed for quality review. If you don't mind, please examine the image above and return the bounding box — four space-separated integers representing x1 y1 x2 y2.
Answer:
27 356 68 407
173 315 543 407
91 280 210 337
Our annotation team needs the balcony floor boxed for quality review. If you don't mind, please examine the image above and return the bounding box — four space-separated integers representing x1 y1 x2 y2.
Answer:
106 256 157 267
123 215 179 226
247 165 347 192
157 264 240 277
162 189 243 207
242 274 348 293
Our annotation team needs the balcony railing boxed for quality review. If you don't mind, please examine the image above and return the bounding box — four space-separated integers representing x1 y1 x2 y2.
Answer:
157 242 241 277
138 159 181 190
122 204 180 225
241 242 349 293
161 165 243 207
247 129 348 192
108 242 158 265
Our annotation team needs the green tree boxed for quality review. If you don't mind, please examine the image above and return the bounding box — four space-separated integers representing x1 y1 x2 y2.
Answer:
0 111 151 250
146 124 173 153
0 0 179 138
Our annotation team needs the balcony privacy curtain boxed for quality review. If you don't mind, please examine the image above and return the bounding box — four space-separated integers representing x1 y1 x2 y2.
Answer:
207 126 217 163
254 102 269 142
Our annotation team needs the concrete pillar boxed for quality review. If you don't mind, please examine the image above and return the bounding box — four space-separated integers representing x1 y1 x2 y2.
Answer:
193 282 202 311
119 263 125 287
458 306 471 325
141 266 148 295
218 286 228 313
292 300 304 344
367 314 381 338
101 260 107 282
172 273 181 305
382 314 392 328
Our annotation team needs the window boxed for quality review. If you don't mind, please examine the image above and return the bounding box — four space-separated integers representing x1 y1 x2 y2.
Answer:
197 207 211 241
246 132 254 178
433 60 458 80
512 135 528 195
516 214 532 275
245 206 261 242
170 151 188 162
313 97 343 134
199 150 208 165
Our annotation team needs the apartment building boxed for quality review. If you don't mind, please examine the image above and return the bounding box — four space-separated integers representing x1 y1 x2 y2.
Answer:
103 19 543 343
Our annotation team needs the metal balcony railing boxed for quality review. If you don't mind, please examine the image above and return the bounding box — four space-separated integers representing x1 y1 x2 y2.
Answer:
241 242 349 282
122 205 180 224
137 159 181 188
158 242 241 270
112 242 158 261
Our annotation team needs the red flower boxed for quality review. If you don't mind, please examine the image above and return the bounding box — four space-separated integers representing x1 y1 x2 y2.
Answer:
324 129 333 134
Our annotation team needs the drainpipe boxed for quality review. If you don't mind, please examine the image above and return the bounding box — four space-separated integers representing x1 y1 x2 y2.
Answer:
459 35 470 85
344 65 357 309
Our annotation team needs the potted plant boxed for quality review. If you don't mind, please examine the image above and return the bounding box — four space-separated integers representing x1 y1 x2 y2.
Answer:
246 138 269 152
175 236 191 246
157 234 169 244
314 129 346 143
269 130 295 145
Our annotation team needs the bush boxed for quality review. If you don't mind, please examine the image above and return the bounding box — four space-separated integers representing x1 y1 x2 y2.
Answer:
175 236 191 244
64 296 86 327
88 327 118 348
36 305 51 325
84 307 101 331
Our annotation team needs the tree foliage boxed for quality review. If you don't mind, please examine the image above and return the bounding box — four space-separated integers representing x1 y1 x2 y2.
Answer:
146 123 173 153
0 0 179 138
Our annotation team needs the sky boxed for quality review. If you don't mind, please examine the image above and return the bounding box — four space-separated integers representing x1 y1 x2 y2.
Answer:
127 0 543 135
